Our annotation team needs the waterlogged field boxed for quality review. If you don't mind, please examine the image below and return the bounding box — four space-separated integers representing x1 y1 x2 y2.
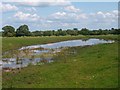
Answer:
2 35 87 52
2 35 119 88
2 35 118 53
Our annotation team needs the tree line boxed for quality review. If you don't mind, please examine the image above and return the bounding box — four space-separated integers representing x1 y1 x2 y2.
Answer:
2 24 120 37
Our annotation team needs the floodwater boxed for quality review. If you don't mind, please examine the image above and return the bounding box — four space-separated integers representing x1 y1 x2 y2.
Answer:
1 38 114 70
20 38 114 49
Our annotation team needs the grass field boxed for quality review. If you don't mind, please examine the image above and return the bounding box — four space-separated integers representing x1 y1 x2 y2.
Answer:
2 35 118 52
2 35 119 88
2 35 87 52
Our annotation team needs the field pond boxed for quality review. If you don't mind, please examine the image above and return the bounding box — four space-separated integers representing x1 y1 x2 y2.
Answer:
1 35 119 88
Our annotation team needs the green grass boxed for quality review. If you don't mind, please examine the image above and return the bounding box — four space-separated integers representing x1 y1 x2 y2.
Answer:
87 35 119 41
2 42 118 88
2 35 119 88
2 35 87 52
2 35 118 53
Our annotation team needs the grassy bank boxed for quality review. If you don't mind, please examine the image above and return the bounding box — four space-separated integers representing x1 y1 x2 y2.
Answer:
2 42 118 88
2 35 118 52
87 35 119 41
2 35 118 88
2 35 86 52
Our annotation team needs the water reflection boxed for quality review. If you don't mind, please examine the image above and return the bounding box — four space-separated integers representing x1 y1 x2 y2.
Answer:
2 38 114 72
20 39 114 49
2 57 53 69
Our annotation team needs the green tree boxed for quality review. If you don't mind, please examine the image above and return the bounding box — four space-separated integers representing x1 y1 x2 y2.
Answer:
79 28 90 35
66 29 73 36
57 29 67 36
16 25 31 36
32 31 43 36
2 25 16 37
110 28 120 35
43 31 53 36
73 28 78 31
52 30 55 36
54 31 59 36
61 30 67 36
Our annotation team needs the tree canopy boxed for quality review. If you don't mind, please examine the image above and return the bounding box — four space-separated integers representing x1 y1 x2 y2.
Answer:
2 25 120 37
2 26 15 37
16 25 31 37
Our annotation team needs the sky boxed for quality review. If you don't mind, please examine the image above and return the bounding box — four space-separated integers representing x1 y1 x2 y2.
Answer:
1 1 119 31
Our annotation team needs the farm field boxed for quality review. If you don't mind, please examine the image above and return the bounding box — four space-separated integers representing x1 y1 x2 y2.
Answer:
2 35 86 52
2 35 118 52
2 35 119 88
1 1 119 89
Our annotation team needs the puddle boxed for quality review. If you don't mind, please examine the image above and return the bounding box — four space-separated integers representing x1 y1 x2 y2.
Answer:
20 38 114 49
2 57 53 69
2 38 114 71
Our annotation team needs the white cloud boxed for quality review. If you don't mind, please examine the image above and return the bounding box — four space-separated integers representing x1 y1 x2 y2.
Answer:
112 10 118 14
64 5 80 13
14 11 40 22
32 7 37 11
46 9 117 29
46 20 53 23
91 10 118 23
49 11 88 22
52 12 67 18
24 7 37 12
51 0 71 6
2 3 18 12
19 0 71 7
97 11 106 18
76 13 88 19
54 12 67 16
2 2 118 30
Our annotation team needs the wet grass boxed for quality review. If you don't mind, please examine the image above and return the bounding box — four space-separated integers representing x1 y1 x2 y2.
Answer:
87 35 119 41
2 42 118 88
2 35 119 88
2 35 86 53
2 35 118 53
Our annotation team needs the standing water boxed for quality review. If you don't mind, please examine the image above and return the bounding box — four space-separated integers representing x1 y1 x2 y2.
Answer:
1 38 114 71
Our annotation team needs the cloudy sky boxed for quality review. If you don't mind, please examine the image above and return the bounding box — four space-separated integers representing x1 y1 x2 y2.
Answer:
1 1 118 31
